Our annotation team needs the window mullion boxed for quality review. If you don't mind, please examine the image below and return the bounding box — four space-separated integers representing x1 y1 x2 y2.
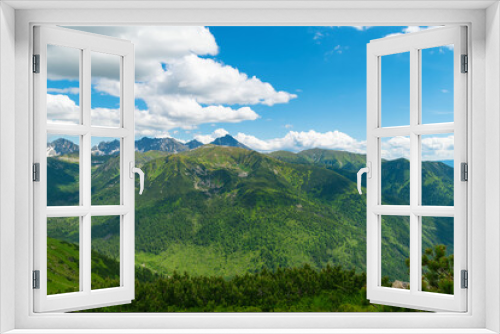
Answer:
409 47 420 294
82 47 92 294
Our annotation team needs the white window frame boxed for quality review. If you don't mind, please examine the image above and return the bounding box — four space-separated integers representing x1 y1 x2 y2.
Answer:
365 26 468 312
33 25 136 313
1 2 498 333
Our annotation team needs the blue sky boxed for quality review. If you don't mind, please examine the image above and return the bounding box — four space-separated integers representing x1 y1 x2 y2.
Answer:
46 26 455 159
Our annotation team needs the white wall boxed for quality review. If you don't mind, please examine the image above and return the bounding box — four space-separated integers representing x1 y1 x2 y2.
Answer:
0 2 16 333
486 2 500 333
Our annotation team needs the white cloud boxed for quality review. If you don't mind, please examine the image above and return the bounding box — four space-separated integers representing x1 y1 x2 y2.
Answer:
47 93 121 128
325 45 348 57
51 26 219 81
422 135 454 161
47 94 80 124
188 129 454 160
135 54 296 106
384 26 443 39
381 135 454 161
47 87 79 95
351 26 371 31
91 107 121 128
92 78 121 97
284 124 293 129
134 96 259 137
49 27 296 134
194 128 230 144
381 136 410 160
234 130 366 153
313 31 324 40
441 89 449 93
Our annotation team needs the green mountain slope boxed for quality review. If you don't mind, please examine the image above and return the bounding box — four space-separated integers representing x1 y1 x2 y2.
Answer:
48 146 454 282
47 236 159 295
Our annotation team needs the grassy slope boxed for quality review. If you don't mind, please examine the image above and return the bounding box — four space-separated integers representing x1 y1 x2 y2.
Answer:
49 146 454 282
47 237 121 294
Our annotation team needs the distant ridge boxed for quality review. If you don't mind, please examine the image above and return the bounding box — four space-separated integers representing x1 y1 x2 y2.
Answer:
135 137 188 153
185 139 203 150
47 138 79 157
210 134 250 150
92 139 120 156
47 135 250 155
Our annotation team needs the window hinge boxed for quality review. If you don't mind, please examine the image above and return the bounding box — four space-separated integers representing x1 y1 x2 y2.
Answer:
461 162 468 181
33 54 40 73
461 54 468 73
33 270 40 289
33 163 40 182
461 270 468 289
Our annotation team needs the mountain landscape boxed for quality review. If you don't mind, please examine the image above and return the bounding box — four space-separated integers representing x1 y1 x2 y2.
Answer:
46 135 455 312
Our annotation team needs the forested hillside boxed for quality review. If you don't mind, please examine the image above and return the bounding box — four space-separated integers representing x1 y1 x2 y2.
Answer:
46 142 455 311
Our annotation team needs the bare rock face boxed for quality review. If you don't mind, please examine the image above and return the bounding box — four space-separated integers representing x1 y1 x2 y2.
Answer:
391 280 410 289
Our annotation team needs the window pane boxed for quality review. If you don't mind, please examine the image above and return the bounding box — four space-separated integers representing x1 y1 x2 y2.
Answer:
421 45 454 124
421 134 454 206
381 215 410 289
47 44 80 125
47 135 80 206
381 52 410 127
91 216 121 290
91 137 121 206
91 52 121 128
47 217 80 295
381 136 410 205
421 217 454 295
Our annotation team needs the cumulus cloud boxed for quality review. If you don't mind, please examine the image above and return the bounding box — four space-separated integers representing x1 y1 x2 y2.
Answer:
47 94 121 128
47 94 80 124
48 26 296 133
135 54 296 106
194 128 230 144
134 97 259 137
234 130 367 153
422 135 454 161
381 136 410 160
47 87 79 95
50 26 219 81
381 135 454 161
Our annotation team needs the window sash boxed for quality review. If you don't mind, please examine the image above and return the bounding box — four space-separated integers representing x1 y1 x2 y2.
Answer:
366 26 468 312
33 25 136 313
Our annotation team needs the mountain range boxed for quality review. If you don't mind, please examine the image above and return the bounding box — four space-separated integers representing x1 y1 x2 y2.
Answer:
47 142 454 283
47 135 245 156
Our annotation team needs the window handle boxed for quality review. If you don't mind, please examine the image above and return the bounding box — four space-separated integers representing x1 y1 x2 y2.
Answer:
130 162 145 195
357 162 371 195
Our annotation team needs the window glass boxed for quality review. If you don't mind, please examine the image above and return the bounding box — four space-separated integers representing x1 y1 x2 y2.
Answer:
91 216 121 290
47 217 80 295
421 217 454 295
47 134 80 206
381 136 410 205
47 45 81 125
91 137 121 206
421 134 454 206
381 52 410 127
421 45 454 124
91 52 121 128
381 215 410 289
